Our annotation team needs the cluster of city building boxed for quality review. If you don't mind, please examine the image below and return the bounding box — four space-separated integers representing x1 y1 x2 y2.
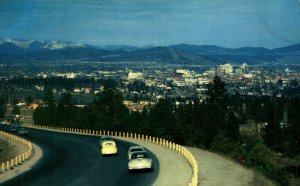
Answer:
37 63 299 95
2 63 300 112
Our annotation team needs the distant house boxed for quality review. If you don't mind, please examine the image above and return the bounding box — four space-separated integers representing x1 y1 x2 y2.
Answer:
29 99 44 109
123 100 146 112
16 99 27 106
84 88 92 94
74 88 81 94
29 103 39 110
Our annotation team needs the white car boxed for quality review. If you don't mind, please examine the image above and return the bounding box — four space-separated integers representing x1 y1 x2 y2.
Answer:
101 140 118 156
99 136 113 148
128 151 153 172
127 146 146 160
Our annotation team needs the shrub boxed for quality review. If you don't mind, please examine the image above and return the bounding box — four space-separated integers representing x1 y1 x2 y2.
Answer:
245 142 289 185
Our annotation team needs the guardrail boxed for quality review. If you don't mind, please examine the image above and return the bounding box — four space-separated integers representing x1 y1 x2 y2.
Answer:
0 130 33 174
31 124 198 186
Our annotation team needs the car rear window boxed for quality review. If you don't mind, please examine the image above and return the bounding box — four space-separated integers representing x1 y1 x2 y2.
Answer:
131 153 148 159
104 142 115 146
132 148 143 152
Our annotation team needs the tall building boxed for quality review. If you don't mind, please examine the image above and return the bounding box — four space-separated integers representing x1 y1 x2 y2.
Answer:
240 63 248 73
220 63 233 74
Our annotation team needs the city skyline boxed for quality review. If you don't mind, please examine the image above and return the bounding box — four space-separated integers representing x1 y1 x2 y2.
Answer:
1 0 300 48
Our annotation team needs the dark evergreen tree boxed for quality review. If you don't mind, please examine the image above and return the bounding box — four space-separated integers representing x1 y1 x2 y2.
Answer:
192 98 206 147
204 76 229 147
288 96 300 156
33 106 47 125
44 89 57 126
56 92 74 127
263 96 284 152
226 111 240 141
93 88 129 131
0 96 7 118
148 98 177 140
206 76 228 107
12 105 20 115
26 95 33 104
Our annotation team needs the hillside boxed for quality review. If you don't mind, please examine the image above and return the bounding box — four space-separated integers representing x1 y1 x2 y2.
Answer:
0 38 299 65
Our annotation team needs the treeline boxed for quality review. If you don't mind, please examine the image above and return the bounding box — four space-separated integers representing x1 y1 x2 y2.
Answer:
1 77 119 91
0 96 6 118
32 76 300 185
33 76 238 146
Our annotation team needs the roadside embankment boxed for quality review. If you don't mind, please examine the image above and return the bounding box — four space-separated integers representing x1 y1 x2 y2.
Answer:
0 131 42 183
0 135 27 163
188 147 275 186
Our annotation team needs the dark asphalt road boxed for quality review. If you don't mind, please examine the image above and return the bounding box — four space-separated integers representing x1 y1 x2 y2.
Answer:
1 128 159 186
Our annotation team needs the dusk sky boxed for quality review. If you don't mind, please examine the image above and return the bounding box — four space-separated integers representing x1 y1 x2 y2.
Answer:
1 0 300 48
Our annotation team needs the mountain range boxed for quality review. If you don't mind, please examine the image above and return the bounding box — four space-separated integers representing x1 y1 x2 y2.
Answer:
0 38 299 65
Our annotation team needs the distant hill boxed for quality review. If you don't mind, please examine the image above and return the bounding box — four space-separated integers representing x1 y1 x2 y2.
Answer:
0 38 299 65
170 44 300 63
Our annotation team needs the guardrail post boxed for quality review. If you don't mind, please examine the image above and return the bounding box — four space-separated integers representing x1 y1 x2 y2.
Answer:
14 156 18 166
1 163 4 173
18 155 22 165
10 159 13 169
6 161 9 171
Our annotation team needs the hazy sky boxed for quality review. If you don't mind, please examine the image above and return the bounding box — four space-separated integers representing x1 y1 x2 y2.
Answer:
1 0 300 48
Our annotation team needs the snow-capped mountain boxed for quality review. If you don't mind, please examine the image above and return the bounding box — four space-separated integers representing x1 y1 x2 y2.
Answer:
0 38 87 51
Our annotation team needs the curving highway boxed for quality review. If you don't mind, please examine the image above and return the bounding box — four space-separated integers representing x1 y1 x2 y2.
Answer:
1 128 159 186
